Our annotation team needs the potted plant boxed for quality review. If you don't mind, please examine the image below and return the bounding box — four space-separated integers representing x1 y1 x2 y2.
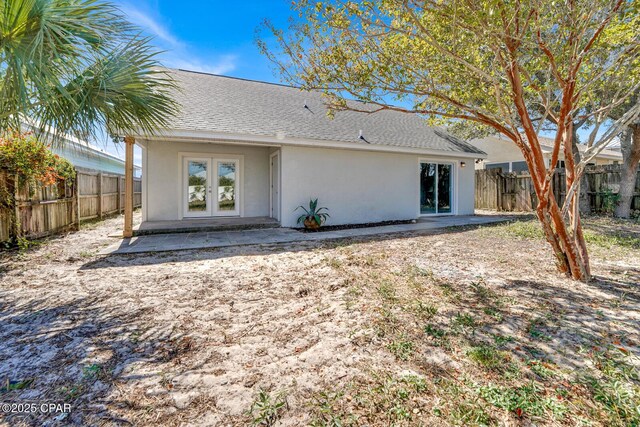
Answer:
295 198 329 230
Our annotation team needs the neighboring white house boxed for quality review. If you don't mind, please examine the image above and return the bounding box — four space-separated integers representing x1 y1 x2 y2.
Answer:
22 122 141 176
51 138 142 177
470 134 623 173
133 69 486 228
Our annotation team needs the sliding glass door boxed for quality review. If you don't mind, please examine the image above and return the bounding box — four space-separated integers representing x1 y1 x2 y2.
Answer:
420 162 453 215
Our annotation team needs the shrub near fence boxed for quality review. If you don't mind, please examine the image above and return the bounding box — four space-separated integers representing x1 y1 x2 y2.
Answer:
475 164 640 213
0 168 141 244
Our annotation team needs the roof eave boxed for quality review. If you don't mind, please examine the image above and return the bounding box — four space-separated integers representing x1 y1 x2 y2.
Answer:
134 129 487 159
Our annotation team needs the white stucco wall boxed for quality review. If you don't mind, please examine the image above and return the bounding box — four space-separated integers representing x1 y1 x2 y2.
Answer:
469 136 525 170
279 146 474 228
141 140 271 221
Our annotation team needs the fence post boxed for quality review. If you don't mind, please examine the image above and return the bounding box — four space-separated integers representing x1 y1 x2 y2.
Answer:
97 172 103 220
12 173 21 240
73 171 80 230
496 173 503 211
116 175 121 213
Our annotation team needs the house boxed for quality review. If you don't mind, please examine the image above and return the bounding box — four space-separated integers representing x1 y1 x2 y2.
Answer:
129 69 486 230
51 137 142 177
23 121 142 177
470 134 622 173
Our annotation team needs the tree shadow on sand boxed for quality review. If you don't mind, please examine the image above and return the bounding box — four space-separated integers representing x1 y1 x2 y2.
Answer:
0 295 194 426
498 268 640 371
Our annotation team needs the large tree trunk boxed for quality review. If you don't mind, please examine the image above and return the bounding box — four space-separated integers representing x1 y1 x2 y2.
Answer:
519 126 591 281
614 125 640 218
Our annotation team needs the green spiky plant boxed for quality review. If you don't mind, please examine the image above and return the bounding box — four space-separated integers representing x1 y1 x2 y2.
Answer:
295 198 329 230
0 0 178 143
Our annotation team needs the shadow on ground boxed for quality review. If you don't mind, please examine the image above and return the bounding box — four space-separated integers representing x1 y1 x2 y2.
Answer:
0 294 192 426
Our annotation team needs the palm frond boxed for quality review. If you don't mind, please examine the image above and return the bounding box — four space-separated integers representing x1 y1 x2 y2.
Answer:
0 0 177 144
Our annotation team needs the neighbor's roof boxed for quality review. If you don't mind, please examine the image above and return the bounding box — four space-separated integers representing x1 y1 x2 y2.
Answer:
160 68 485 156
538 136 622 160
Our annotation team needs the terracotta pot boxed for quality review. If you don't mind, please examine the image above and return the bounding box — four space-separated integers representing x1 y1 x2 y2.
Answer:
303 217 320 230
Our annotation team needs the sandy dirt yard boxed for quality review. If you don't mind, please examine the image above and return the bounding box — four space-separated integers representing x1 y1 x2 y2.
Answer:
0 212 639 426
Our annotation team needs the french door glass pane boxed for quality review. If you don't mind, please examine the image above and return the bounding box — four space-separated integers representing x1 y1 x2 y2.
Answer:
218 162 236 211
420 163 437 214
437 164 452 213
187 161 207 212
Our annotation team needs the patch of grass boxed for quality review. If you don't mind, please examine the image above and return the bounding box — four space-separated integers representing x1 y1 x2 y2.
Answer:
452 312 477 334
466 344 510 371
476 381 567 420
387 336 414 361
483 307 504 322
350 373 429 425
0 378 34 393
424 323 446 339
410 300 438 320
311 374 427 426
373 305 402 340
82 363 102 379
424 323 449 348
526 317 552 341
407 264 433 278
527 360 558 380
376 281 398 303
584 230 640 250
492 334 515 347
437 281 461 301
58 384 84 401
502 221 545 240
470 279 497 301
578 346 640 426
434 378 494 426
324 257 343 269
247 389 288 427
309 391 354 427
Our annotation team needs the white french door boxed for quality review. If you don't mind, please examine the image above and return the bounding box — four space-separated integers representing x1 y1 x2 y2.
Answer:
183 157 240 217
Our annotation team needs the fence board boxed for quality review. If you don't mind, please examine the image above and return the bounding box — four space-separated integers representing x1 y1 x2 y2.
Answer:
476 164 640 213
0 167 141 244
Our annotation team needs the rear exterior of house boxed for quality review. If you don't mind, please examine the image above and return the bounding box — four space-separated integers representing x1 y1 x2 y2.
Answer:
135 69 486 228
470 135 623 173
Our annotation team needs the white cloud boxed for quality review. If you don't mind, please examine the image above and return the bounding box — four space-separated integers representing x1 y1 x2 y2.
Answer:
166 54 238 75
121 5 181 47
119 3 237 75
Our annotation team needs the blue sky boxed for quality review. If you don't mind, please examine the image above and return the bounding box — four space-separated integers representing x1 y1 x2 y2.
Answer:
101 0 292 160
117 0 290 82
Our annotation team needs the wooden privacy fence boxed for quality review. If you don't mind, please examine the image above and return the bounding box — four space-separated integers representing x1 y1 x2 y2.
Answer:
0 168 141 244
475 164 640 213
76 169 142 221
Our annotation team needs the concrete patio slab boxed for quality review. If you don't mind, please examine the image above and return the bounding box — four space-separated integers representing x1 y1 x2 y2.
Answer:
100 215 510 255
132 216 279 236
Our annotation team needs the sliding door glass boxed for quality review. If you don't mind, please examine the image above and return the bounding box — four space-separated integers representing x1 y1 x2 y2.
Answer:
420 162 453 214
420 163 437 214
437 164 452 213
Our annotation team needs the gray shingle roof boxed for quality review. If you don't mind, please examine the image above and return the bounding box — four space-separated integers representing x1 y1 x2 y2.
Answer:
166 68 485 156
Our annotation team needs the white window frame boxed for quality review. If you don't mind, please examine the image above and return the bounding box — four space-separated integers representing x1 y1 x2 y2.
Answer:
417 159 458 216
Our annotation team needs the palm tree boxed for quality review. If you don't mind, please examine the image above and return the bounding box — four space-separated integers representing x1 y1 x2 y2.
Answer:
0 0 177 141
